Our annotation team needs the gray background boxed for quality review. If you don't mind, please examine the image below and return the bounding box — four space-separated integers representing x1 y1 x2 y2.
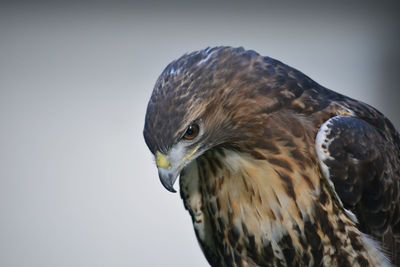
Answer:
1 1 399 266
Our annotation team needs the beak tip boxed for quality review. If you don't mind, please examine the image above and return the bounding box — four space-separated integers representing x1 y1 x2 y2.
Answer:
158 169 178 193
160 180 177 193
168 187 177 193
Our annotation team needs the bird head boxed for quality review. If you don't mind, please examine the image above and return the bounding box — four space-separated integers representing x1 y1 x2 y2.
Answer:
143 46 304 192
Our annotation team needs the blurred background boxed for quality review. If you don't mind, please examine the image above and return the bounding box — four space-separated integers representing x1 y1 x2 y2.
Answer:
0 1 399 266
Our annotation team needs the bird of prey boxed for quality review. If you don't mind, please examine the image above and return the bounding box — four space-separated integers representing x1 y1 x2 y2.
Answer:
143 46 400 266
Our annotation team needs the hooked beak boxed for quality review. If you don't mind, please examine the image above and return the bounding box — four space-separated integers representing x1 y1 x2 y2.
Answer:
156 151 178 193
158 168 179 193
155 146 200 193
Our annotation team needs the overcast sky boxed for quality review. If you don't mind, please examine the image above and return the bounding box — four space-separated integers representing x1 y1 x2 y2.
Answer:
0 1 399 266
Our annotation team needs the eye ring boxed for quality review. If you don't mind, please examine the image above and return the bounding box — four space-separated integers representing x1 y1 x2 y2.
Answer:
183 123 200 140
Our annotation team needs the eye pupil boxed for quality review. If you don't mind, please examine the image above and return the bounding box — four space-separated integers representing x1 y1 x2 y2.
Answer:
183 123 199 140
186 127 194 135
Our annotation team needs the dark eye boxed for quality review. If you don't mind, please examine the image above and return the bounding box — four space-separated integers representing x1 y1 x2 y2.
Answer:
183 123 200 140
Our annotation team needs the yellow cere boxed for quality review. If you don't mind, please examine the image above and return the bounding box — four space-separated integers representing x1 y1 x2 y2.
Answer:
156 151 171 170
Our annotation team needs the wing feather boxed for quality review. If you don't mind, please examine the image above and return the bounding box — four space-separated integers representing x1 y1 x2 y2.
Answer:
316 115 400 263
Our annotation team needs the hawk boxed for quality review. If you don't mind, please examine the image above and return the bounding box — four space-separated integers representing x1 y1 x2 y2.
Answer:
143 46 400 266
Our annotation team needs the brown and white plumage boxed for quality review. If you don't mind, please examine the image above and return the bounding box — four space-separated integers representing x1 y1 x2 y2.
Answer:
143 46 400 266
